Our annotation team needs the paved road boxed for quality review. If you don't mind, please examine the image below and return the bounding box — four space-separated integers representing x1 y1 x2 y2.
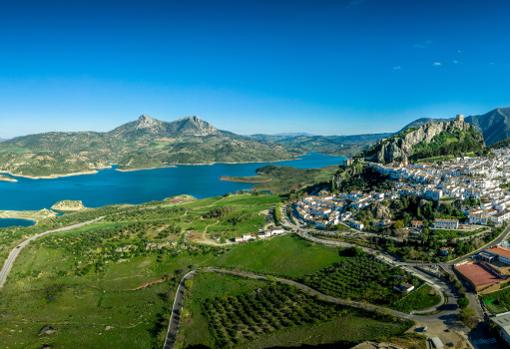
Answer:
0 217 103 289
448 223 510 265
162 270 196 349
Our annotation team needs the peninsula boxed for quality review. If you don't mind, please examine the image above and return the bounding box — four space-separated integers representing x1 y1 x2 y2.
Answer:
0 175 17 183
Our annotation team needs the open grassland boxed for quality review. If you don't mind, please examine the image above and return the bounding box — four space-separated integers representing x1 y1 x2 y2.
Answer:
392 284 442 313
215 234 341 278
177 273 413 349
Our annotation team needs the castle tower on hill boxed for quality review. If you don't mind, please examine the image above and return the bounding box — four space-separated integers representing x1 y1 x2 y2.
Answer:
456 114 465 123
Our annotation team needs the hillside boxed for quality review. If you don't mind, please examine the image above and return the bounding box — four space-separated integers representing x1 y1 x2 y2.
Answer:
0 115 293 177
466 107 510 145
250 133 390 157
363 115 485 164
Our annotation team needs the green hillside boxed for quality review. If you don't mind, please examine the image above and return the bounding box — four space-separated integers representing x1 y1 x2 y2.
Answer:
0 115 293 177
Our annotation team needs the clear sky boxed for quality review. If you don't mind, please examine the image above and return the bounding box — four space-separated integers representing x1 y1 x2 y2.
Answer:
1 0 510 138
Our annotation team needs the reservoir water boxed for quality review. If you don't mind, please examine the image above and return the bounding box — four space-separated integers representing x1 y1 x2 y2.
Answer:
0 153 344 211
0 218 36 228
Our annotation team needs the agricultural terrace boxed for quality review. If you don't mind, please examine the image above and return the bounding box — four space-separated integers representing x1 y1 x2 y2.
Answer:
177 273 413 349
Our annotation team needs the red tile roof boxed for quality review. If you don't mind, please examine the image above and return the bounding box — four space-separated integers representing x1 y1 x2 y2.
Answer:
487 246 510 259
455 262 502 288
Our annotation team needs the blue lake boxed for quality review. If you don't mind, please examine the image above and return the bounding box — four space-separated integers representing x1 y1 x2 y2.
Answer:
0 218 36 228
0 153 345 211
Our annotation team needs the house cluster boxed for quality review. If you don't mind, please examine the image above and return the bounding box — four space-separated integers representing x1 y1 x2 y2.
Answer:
293 191 399 230
371 148 510 226
230 228 286 243
454 244 510 293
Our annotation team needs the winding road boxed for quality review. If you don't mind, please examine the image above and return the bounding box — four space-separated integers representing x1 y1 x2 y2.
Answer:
0 217 103 289
162 264 458 349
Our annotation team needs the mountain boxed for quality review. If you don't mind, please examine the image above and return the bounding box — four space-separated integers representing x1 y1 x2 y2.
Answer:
465 107 510 145
363 115 485 164
398 117 451 133
250 133 390 157
0 115 293 178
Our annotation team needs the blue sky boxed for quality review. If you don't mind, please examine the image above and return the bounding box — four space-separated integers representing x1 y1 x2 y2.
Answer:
1 0 510 138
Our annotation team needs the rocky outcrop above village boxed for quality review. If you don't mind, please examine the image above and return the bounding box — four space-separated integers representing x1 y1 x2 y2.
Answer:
364 115 484 164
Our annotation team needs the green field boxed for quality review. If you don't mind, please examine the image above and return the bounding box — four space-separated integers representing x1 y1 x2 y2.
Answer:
481 286 510 314
215 234 341 278
0 193 421 348
392 284 442 313
176 273 413 349
298 250 420 309
0 193 349 348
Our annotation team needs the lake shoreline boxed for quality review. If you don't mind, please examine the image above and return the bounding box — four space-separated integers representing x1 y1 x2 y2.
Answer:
0 169 100 180
2 156 304 180
0 153 345 212
220 176 272 184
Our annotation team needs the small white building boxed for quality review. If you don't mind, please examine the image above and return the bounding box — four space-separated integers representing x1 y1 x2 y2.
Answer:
432 219 459 230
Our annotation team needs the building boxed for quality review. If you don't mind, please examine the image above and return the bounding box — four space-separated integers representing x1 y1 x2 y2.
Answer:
432 219 459 230
454 261 505 292
348 220 364 231
491 312 510 346
393 283 415 294
430 336 444 349
411 220 424 229
485 246 510 265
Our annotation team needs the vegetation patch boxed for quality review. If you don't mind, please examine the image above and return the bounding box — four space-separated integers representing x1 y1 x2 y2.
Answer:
298 249 421 309
392 284 441 313
202 283 412 348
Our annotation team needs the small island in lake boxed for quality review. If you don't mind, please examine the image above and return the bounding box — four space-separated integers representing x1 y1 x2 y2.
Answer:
51 200 86 212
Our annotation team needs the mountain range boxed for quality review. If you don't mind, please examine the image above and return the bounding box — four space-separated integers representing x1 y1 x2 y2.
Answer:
0 115 293 178
2 105 510 178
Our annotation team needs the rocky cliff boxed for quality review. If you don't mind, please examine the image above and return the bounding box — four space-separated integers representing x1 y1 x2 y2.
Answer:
364 115 483 164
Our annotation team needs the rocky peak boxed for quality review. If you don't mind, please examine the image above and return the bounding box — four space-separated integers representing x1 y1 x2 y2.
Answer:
173 116 218 136
365 115 478 164
136 114 162 130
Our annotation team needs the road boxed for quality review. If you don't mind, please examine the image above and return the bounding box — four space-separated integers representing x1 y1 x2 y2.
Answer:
163 267 447 349
162 270 196 349
448 223 510 265
0 217 103 289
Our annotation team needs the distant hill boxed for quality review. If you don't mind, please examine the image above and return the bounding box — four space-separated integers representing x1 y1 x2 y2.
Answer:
363 116 485 164
250 133 390 157
0 115 293 178
466 107 510 145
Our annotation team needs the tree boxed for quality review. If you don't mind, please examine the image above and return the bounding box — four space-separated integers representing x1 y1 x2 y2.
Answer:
459 307 479 329
457 294 469 309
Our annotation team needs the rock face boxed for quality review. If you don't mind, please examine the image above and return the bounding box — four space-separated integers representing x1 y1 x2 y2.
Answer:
365 115 475 164
51 200 86 212
466 107 510 145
